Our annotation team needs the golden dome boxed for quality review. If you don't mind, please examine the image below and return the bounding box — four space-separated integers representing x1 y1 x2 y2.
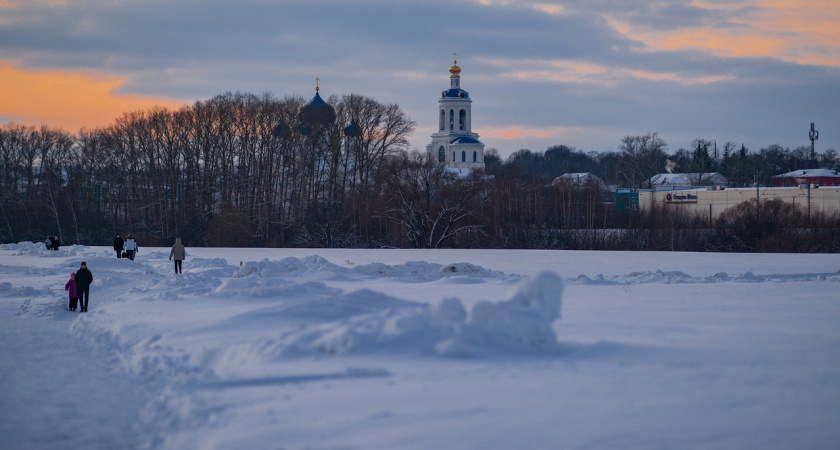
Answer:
449 60 461 76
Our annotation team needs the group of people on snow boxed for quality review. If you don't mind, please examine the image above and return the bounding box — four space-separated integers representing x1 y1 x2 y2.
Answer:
113 233 139 260
61 235 186 313
44 234 60 251
113 234 184 273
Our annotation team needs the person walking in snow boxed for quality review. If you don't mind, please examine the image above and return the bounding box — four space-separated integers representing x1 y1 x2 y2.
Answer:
64 272 78 311
51 235 60 251
113 233 124 258
124 234 138 260
45 234 53 250
75 262 93 313
168 237 186 274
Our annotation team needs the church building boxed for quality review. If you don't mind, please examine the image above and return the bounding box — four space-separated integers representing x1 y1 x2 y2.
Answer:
426 60 485 170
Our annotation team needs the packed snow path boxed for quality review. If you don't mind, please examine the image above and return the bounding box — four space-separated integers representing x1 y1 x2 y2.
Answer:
1 243 839 449
0 311 148 449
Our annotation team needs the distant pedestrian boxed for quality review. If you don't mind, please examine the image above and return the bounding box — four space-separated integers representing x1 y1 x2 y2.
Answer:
51 235 60 251
124 234 138 260
168 237 186 274
45 234 53 250
75 261 93 313
114 233 124 258
64 272 78 311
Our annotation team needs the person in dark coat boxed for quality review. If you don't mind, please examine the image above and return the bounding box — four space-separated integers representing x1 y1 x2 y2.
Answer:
168 237 186 274
75 261 93 313
51 235 60 251
114 234 124 258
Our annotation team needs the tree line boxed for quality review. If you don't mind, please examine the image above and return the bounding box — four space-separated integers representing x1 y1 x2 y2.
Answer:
489 133 837 189
1 93 837 251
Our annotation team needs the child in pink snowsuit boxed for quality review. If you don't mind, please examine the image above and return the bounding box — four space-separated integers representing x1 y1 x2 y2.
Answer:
65 272 78 311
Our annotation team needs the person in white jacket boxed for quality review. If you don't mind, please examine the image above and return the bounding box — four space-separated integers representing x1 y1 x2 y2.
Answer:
168 237 186 274
124 234 138 260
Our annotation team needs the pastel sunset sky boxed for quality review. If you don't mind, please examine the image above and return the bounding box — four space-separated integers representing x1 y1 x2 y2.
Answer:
1 0 837 156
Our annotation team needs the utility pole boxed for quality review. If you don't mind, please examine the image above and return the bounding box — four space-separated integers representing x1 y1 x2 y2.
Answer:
807 182 811 223
755 169 760 223
575 175 581 229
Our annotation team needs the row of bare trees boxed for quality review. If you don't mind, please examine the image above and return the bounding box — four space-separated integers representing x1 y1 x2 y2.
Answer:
2 97 837 251
492 132 837 190
0 92 416 247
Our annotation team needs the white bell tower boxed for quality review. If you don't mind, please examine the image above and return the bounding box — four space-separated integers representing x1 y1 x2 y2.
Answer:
426 59 485 170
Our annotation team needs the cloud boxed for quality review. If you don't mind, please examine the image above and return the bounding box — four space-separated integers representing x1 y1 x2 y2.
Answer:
482 57 734 86
0 0 837 155
480 125 577 141
599 0 840 66
0 61 184 130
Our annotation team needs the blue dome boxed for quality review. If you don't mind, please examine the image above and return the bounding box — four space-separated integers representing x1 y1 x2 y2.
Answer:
450 136 482 145
441 88 469 99
300 91 336 126
344 120 363 137
273 122 290 138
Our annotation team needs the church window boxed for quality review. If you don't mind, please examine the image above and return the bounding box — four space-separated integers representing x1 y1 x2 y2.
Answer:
461 151 466 162
449 109 454 130
459 110 466 130
438 146 445 162
439 110 445 131
473 151 477 162
452 152 455 162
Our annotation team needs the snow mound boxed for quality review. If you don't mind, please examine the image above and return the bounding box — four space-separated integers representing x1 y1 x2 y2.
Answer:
354 260 514 283
0 241 86 256
189 257 230 268
0 282 47 297
242 271 564 359
437 271 564 357
574 269 840 285
229 257 517 285
0 241 45 253
233 256 348 279
82 270 565 387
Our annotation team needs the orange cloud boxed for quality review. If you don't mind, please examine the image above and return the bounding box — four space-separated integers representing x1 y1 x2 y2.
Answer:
479 125 574 140
533 3 565 15
610 0 840 66
0 61 184 131
1 0 66 7
487 57 730 85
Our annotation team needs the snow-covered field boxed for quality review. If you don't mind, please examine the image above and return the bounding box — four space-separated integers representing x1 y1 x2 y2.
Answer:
1 243 839 449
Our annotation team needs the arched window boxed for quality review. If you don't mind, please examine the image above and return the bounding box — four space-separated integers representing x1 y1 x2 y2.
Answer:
439 110 445 131
461 151 466 162
449 109 454 130
438 146 445 162
459 110 466 130
473 151 477 162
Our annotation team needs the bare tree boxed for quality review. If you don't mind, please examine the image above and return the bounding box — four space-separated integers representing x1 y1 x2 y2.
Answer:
618 132 668 188
379 151 485 248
